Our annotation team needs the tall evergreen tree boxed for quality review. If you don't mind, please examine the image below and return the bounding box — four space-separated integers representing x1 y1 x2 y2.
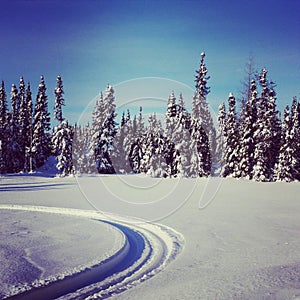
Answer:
190 118 211 177
10 83 22 172
221 93 240 177
52 75 74 176
54 75 65 122
136 106 145 139
140 114 168 177
253 69 281 181
289 97 300 180
32 75 51 169
52 120 74 176
192 52 216 173
89 92 105 173
94 85 117 174
239 80 258 179
165 91 178 176
216 102 226 174
112 110 133 173
24 82 34 172
0 81 9 173
18 77 27 171
73 123 92 174
173 97 194 177
274 105 296 182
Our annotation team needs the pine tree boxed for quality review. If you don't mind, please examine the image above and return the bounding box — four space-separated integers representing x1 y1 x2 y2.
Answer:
10 83 22 172
18 77 27 172
32 76 51 169
221 93 240 177
192 52 215 173
165 91 178 176
173 119 193 177
52 120 74 176
24 82 34 172
0 81 9 173
140 114 167 177
190 118 211 177
94 85 117 174
296 99 300 180
52 75 74 176
129 137 143 173
54 75 64 123
170 93 194 177
253 69 281 181
216 102 226 175
274 105 295 182
73 123 92 174
239 80 258 179
136 106 145 139
289 97 300 180
112 110 133 173
89 92 105 173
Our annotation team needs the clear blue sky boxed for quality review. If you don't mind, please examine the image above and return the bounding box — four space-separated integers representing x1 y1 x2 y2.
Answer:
0 0 299 123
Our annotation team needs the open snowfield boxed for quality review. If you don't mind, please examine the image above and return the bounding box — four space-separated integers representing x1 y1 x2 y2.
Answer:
1 174 300 299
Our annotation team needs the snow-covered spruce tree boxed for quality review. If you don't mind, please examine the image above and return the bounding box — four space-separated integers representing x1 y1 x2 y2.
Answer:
296 98 300 180
54 75 64 122
136 106 145 139
52 120 74 176
140 114 168 177
94 85 117 174
112 110 133 173
73 123 92 174
216 102 226 175
190 118 211 177
32 76 51 169
165 91 177 135
173 96 194 177
10 83 23 172
24 82 34 173
52 75 74 176
164 91 179 176
221 93 240 178
0 81 9 173
170 93 195 177
18 77 27 171
252 69 281 182
239 80 258 179
127 106 145 173
285 97 300 180
274 105 297 182
129 136 143 173
192 52 216 173
89 92 105 173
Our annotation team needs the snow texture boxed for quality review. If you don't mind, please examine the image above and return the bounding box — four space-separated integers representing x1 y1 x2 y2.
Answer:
1 175 300 299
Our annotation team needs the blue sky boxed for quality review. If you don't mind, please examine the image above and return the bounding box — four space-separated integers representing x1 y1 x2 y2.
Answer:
0 0 299 124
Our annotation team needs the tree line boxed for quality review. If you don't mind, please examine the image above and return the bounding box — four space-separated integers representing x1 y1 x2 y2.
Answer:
0 52 299 181
218 69 300 182
0 75 73 176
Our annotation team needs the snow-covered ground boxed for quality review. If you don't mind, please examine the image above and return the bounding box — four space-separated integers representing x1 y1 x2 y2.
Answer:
0 208 124 298
1 175 300 299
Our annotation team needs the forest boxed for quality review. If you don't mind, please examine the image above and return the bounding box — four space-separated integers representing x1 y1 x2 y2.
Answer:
0 53 299 182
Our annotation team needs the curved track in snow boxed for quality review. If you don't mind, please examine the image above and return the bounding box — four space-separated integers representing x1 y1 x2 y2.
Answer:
0 205 184 299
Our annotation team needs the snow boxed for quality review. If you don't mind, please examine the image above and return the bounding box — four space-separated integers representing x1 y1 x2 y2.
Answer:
1 175 300 299
0 207 125 298
115 177 300 300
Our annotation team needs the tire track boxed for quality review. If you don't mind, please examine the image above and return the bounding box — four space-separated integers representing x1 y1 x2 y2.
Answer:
0 205 184 299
